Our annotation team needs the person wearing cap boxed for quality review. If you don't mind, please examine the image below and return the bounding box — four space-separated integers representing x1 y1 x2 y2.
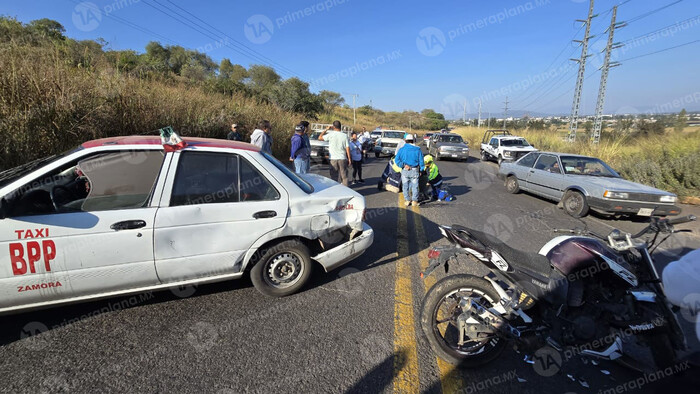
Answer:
349 132 365 184
424 155 443 201
227 123 242 141
290 122 311 174
394 134 424 206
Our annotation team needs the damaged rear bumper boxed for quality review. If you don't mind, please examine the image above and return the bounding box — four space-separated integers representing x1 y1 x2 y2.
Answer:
313 222 374 272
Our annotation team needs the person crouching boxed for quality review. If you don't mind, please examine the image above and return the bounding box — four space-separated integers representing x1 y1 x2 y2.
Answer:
424 155 443 201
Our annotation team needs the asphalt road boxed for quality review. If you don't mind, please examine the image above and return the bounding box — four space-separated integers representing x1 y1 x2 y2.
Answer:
1 146 699 394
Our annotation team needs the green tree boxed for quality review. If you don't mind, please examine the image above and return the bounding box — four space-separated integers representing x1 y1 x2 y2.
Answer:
270 77 323 116
246 65 281 94
675 109 688 132
27 18 65 41
318 90 345 113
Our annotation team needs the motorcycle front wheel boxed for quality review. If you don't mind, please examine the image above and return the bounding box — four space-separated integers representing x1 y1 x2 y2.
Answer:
420 274 508 367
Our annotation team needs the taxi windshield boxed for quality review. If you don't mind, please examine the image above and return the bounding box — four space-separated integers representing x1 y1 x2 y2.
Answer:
0 146 83 190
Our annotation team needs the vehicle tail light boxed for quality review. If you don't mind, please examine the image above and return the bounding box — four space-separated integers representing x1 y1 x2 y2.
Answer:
428 249 441 259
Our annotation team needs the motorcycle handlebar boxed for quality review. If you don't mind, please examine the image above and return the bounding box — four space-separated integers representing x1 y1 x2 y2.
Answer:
666 215 697 226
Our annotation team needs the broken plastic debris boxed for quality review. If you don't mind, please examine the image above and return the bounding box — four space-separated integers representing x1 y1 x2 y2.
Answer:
601 370 610 375
524 355 534 364
517 377 527 383
578 378 589 388
566 374 575 381
591 359 599 366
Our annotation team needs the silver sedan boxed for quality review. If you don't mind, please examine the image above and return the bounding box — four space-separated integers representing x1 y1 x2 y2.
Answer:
498 152 681 218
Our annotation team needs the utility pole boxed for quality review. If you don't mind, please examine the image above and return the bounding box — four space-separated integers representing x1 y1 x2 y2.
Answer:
592 6 624 144
348 93 359 125
568 0 596 142
502 96 509 129
487 111 491 129
463 100 468 124
478 99 482 128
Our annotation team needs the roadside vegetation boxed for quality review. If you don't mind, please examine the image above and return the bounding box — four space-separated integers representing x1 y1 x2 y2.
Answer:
0 16 451 171
452 125 700 200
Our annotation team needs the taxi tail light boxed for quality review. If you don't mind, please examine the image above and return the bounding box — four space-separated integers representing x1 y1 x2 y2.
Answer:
428 248 441 259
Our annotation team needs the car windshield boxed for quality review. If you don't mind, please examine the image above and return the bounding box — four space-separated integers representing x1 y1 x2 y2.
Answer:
310 131 322 140
383 131 405 139
261 151 314 193
0 146 83 189
439 135 463 143
560 156 620 177
371 131 382 136
501 138 529 147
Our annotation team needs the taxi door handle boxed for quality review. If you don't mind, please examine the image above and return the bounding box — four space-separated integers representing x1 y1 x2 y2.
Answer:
253 211 277 219
111 220 147 231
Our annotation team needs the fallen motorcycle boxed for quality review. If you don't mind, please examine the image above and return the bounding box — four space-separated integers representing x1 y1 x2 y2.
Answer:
420 215 697 369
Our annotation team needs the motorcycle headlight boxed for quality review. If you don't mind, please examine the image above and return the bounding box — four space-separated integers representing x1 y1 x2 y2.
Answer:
604 191 629 199
659 195 677 203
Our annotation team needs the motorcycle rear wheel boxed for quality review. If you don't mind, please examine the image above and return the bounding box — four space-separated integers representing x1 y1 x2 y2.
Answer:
420 274 508 367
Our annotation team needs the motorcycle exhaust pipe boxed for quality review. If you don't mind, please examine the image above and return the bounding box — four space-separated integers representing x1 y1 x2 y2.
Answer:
459 297 521 339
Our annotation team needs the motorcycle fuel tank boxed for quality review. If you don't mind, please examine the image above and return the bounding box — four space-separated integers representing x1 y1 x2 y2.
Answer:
540 236 637 287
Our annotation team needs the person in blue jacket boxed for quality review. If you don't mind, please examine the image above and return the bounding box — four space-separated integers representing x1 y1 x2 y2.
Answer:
394 134 424 206
290 122 311 174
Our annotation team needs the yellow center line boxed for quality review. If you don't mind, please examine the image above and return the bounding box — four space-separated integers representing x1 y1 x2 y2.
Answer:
412 203 464 394
393 193 420 393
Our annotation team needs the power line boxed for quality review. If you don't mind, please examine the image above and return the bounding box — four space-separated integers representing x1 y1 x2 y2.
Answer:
626 0 684 24
619 39 700 62
141 0 298 79
67 0 178 45
161 0 305 79
530 69 601 114
510 25 584 104
620 14 700 44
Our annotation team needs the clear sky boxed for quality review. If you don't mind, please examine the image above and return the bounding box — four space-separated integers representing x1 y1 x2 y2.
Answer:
3 0 699 118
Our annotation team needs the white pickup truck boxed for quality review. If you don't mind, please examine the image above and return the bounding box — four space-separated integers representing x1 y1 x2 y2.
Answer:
480 130 537 165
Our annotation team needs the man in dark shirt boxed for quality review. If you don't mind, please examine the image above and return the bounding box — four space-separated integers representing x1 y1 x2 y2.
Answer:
227 123 242 141
290 122 311 174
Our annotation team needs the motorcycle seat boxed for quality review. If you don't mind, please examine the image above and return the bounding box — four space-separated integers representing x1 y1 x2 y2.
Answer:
451 225 553 279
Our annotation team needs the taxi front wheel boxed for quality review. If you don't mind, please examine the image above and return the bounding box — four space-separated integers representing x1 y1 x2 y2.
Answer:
250 240 312 297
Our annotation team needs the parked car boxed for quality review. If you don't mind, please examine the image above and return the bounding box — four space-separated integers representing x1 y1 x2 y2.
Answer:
480 130 537 165
374 130 406 158
498 152 681 218
370 130 382 140
423 133 434 145
428 133 469 161
309 131 329 163
0 134 374 314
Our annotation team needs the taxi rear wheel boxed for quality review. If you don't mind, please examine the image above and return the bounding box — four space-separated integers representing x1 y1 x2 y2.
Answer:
251 240 312 297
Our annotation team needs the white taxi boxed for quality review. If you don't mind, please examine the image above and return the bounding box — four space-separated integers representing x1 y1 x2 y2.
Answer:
0 132 373 314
